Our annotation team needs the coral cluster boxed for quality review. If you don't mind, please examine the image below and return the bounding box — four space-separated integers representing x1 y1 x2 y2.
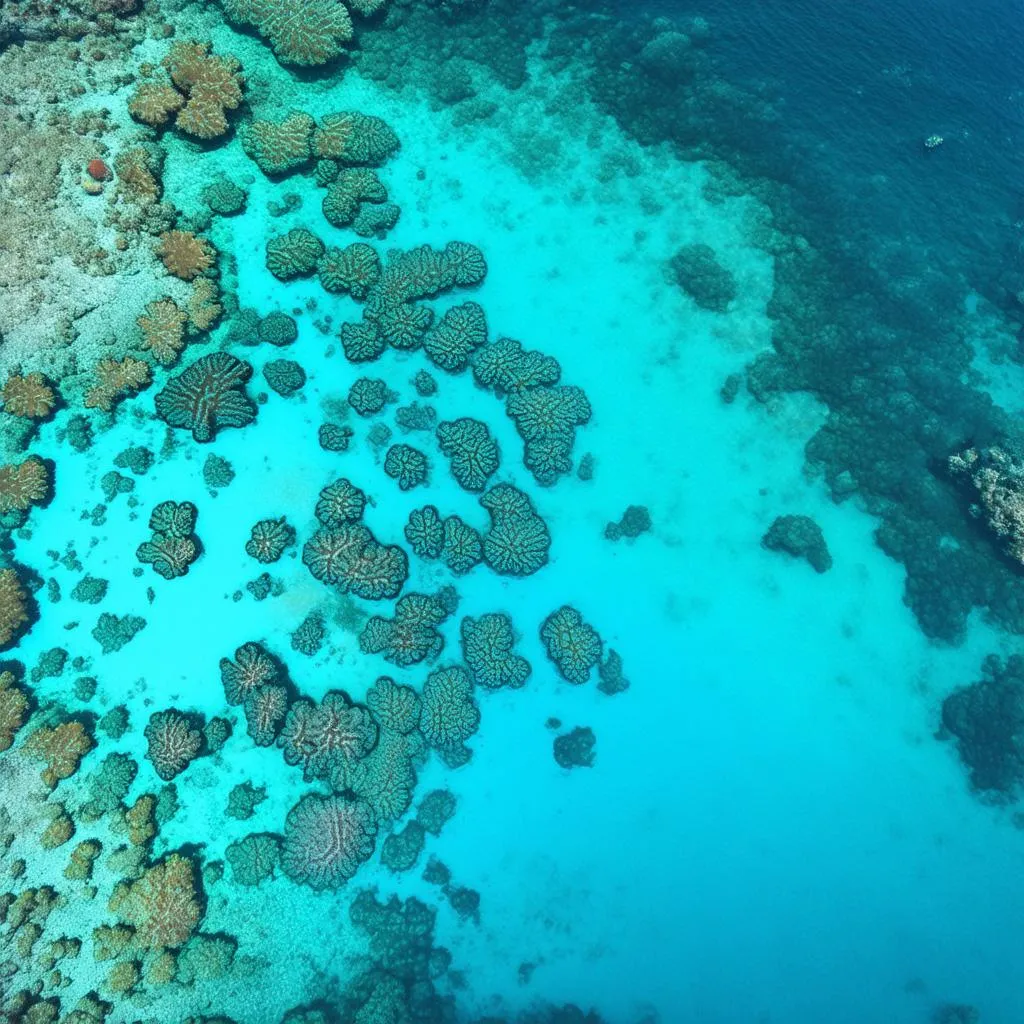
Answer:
84 357 152 412
540 606 603 685
360 590 455 667
480 484 551 576
154 353 256 442
144 710 203 781
949 446 1024 566
136 501 200 579
220 0 355 67
1 372 56 419
281 793 377 890
245 517 295 562
461 613 531 689
0 456 49 514
436 417 499 491
761 514 831 573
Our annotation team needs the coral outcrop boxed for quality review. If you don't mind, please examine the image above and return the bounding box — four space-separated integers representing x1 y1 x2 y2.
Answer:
436 417 499 492
278 690 378 781
245 517 295 562
281 793 377 890
1 372 56 419
242 111 315 175
460 613 530 690
136 501 200 579
155 353 256 442
480 484 550 576
761 514 832 573
220 0 355 67
0 456 49 513
540 606 603 685
359 591 454 667
84 357 152 412
144 710 203 780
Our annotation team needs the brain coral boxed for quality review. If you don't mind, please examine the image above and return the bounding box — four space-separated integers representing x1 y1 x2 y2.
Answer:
344 540 409 600
540 606 603 685
84 356 152 412
436 417 499 492
506 385 592 487
144 710 203 780
159 230 216 281
460 613 531 690
317 242 381 298
0 456 49 513
220 0 354 67
245 517 295 562
315 478 366 527
480 484 551 577
423 301 487 373
366 677 421 735
340 320 386 362
221 641 280 705
154 353 256 442
282 793 377 890
359 591 451 667
266 227 325 280
136 500 200 579
226 833 281 886
322 168 387 228
441 515 483 575
472 337 560 396
279 691 378 781
404 505 445 560
138 299 189 367
114 853 202 949
2 372 56 419
241 111 315 175
384 443 428 490
419 665 480 754
0 671 29 750
245 684 290 747
312 111 400 165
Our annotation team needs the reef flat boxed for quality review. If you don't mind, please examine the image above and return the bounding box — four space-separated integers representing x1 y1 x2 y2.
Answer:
2 2 1024 1023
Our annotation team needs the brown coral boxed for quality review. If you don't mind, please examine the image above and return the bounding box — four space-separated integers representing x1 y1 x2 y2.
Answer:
114 147 163 204
84 357 153 412
127 81 185 127
0 456 49 513
24 721 94 788
164 41 244 140
114 853 202 950
1 372 57 419
0 670 29 750
186 277 222 332
159 230 215 281
0 570 30 650
138 298 188 366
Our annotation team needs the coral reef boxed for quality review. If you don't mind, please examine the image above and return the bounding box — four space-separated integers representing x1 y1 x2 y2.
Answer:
144 710 203 781
258 311 299 346
761 514 832 573
0 569 32 649
220 642 280 705
24 720 94 787
366 677 421 735
0 670 29 750
265 228 325 281
540 606 603 685
405 505 445 559
84 357 152 412
279 690 378 781
949 446 1024 567
348 376 393 416
605 505 652 542
384 443 429 490
312 111 400 165
303 524 408 599
317 242 381 298
113 853 203 949
2 372 57 419
241 111 315 175
136 500 200 579
419 665 480 760
472 337 560 396
137 299 189 367
220 0 355 66
92 612 146 653
359 591 453 667
345 727 424 823
480 484 551 576
441 515 483 575
0 456 49 513
226 834 281 886
461 613 531 689
554 726 596 769
158 230 216 281
941 654 1024 795
244 684 290 746
341 320 386 362
315 478 366 527
669 243 737 312
281 793 377 890
506 385 592 487
263 359 306 396
245 517 295 562
155 353 256 442
436 417 499 492
423 301 487 372
321 168 388 228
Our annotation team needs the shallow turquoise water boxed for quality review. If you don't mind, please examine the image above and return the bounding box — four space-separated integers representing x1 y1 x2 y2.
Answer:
1 3 1023 1023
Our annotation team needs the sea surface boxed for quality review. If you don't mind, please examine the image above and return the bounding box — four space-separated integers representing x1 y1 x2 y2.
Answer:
0 1 1022 1023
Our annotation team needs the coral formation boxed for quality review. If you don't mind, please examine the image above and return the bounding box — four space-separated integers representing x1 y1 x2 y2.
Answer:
220 0 355 66
506 385 592 486
321 168 388 228
348 376 393 416
303 525 408 599
461 613 531 689
2 372 56 419
540 606 603 685
419 665 480 758
315 478 367 527
24 720 94 788
0 456 49 513
259 311 299 346
136 500 200 579
423 301 487 372
279 691 378 781
138 299 189 367
0 570 32 649
263 358 306 396
436 417 499 491
345 728 424 823
246 517 295 562
226 833 281 886
605 505 652 542
159 230 216 281
84 357 152 412
312 111 400 165
220 642 280 706
0 670 29 750
472 337 560 396
144 710 203 781
762 514 832 573
155 353 256 442
266 228 325 281
480 483 551 576
359 591 453 667
949 446 1024 567
114 853 202 949
244 684 290 746
384 443 429 490
404 505 445 559
366 677 421 735
241 111 315 175
669 243 737 312
340 320 386 362
554 726 597 769
441 515 483 575
92 612 146 653
281 793 377 890
317 242 382 298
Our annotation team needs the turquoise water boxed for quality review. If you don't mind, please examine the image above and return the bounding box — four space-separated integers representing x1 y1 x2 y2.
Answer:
1 2 1023 1023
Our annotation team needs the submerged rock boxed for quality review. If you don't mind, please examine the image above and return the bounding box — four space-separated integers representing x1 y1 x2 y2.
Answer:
761 514 832 573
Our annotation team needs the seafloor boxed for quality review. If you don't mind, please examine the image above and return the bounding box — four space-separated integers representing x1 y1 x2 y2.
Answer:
1 2 1023 1023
